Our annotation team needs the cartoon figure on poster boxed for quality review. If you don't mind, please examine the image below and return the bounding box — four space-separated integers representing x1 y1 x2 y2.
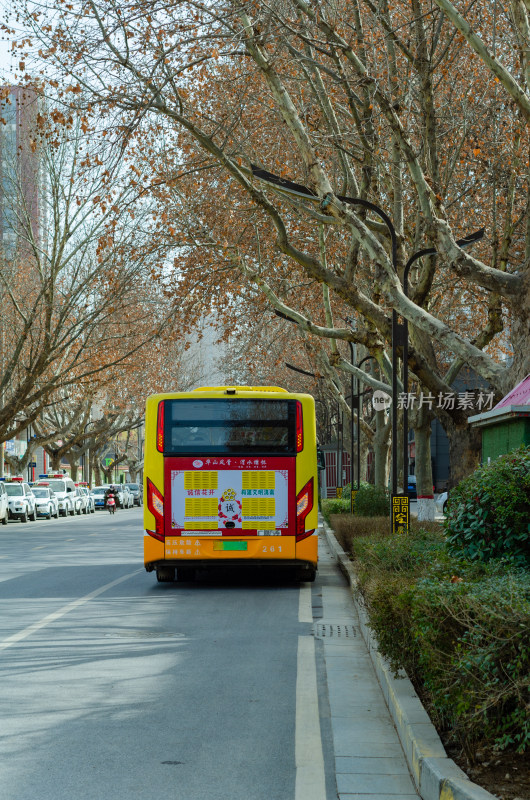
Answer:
218 487 242 526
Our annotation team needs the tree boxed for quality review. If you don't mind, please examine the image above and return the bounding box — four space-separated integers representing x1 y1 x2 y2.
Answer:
13 0 530 490
0 103 181 445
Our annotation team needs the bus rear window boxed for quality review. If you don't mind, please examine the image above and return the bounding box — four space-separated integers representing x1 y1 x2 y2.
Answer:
163 399 296 455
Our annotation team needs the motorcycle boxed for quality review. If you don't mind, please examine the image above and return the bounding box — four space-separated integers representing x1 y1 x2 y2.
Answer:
107 496 116 514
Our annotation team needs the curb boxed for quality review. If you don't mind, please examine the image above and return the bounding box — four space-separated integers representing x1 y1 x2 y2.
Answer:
321 521 496 800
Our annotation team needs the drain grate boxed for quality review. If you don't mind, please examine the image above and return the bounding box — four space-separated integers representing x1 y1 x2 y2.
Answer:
104 631 185 639
313 622 357 639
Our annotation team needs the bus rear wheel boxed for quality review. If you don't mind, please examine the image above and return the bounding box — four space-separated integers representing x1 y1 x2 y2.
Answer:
156 566 175 582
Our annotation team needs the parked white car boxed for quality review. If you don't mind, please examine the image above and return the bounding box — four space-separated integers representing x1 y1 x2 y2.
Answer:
34 477 76 517
32 487 59 519
5 480 37 522
73 486 89 515
0 482 9 525
80 487 95 513
122 485 134 508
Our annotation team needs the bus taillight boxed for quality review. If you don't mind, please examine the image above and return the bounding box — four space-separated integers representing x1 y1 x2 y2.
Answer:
147 478 165 540
296 402 303 452
156 402 164 452
296 477 314 541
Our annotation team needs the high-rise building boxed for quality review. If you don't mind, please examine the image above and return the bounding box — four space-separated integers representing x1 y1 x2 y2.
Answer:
0 85 42 254
0 85 43 479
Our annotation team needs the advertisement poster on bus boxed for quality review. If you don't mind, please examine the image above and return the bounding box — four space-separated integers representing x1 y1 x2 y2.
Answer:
169 459 290 533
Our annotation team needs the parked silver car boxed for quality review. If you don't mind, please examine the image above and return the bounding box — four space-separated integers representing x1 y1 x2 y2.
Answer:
127 482 143 506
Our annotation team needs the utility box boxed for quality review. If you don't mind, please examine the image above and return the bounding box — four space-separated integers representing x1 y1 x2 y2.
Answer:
469 374 530 462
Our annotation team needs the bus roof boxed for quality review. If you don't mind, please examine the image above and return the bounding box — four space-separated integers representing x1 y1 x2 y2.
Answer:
191 386 288 394
145 386 316 406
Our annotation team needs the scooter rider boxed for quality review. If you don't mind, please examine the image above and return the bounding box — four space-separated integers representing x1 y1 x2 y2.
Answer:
105 486 117 511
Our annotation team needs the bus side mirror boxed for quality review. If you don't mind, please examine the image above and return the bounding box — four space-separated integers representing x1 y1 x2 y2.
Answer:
317 449 326 471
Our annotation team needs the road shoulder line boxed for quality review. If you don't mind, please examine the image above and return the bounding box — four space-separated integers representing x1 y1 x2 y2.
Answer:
295 635 326 800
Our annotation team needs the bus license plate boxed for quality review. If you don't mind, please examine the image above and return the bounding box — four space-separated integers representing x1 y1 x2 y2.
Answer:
213 541 248 551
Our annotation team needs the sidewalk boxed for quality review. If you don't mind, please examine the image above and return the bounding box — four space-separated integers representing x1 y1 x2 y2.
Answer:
317 533 420 800
319 524 495 800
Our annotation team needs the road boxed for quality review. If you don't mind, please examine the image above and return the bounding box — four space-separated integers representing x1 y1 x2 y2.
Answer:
0 509 339 800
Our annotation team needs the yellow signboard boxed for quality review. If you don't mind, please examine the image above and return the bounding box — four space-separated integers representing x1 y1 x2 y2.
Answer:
351 489 358 513
336 487 342 499
391 494 409 534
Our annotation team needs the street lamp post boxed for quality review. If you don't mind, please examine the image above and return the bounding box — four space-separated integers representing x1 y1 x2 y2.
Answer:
82 420 97 485
351 354 378 494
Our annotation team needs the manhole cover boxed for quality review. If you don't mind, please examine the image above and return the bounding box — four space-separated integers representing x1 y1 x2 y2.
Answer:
313 622 357 639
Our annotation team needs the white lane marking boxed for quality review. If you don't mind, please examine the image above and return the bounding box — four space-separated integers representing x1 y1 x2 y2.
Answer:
0 569 141 652
295 635 326 800
32 546 48 550
298 584 313 623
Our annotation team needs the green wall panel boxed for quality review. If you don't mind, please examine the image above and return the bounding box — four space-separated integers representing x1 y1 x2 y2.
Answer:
482 418 530 462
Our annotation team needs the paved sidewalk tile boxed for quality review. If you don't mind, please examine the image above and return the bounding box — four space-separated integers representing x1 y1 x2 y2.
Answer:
328 700 393 723
335 741 407 758
338 795 419 800
319 534 421 800
336 757 412 775
337 772 418 794
331 718 403 751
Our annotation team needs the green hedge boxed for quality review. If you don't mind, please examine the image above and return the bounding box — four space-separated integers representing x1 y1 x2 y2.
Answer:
445 445 530 567
349 527 530 758
321 497 350 522
353 483 390 517
322 483 390 521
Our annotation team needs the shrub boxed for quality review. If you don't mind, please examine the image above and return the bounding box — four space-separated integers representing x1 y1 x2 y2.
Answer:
354 483 390 517
331 515 443 554
445 445 530 567
339 523 530 758
411 571 530 755
330 515 390 550
321 497 350 522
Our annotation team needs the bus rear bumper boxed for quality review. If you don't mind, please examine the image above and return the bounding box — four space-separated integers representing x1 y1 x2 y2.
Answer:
146 558 315 570
144 533 318 571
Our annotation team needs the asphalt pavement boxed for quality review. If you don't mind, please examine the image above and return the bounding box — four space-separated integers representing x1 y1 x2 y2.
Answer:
0 508 422 800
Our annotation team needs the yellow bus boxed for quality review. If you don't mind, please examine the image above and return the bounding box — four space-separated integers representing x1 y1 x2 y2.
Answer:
143 386 318 583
